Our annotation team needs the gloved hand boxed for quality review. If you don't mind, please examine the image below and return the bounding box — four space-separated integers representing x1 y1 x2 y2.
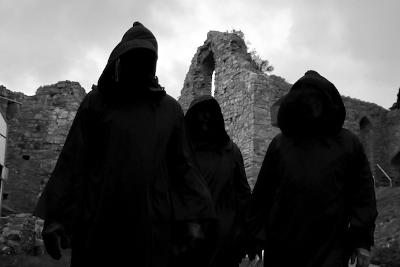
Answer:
172 221 206 256
187 222 204 240
186 221 205 250
42 222 71 260
233 231 249 263
350 247 370 267
247 245 263 262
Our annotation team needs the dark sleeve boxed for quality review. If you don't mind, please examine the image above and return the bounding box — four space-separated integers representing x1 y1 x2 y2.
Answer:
347 136 378 250
233 144 251 216
168 104 215 222
245 136 280 241
33 94 91 231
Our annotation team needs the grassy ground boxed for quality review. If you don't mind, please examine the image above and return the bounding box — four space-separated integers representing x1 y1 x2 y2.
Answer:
0 250 71 267
0 188 399 267
370 187 400 266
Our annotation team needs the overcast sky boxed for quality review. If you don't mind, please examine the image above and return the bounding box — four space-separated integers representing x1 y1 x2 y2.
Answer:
0 0 399 108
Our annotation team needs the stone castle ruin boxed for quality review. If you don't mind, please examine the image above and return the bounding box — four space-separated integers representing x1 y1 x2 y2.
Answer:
0 82 86 212
179 30 400 188
1 31 400 213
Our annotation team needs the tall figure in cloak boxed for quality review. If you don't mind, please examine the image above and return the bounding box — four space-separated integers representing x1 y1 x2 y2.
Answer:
246 71 378 267
178 96 251 266
34 22 215 267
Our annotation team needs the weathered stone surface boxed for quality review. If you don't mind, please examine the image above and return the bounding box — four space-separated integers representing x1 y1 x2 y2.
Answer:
0 214 44 256
0 81 86 212
179 31 400 187
178 31 290 187
370 187 400 266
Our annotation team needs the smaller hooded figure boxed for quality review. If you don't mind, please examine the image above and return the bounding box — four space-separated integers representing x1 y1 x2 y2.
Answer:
34 22 215 267
245 71 378 267
176 96 252 267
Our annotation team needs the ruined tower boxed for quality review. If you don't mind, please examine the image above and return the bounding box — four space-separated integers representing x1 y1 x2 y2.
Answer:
0 81 86 212
0 31 399 213
178 31 290 186
180 31 400 187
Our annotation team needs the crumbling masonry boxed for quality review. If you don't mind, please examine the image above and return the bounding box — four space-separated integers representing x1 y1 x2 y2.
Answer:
178 31 400 188
1 31 400 213
0 82 86 212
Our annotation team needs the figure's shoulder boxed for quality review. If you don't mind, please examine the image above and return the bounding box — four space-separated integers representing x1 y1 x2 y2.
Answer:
81 87 101 103
230 141 242 155
270 133 284 148
161 93 180 106
80 88 107 111
336 128 365 154
226 141 245 163
339 128 357 139
159 93 184 114
338 128 361 144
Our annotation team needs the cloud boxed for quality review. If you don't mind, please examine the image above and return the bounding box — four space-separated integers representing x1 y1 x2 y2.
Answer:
249 0 400 108
0 0 161 93
0 0 398 108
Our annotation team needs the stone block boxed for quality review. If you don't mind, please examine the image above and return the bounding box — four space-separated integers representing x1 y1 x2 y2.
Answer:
0 245 14 255
6 233 21 241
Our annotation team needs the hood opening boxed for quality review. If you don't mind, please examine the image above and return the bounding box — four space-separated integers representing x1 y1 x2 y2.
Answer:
97 22 164 101
185 96 230 150
277 70 346 138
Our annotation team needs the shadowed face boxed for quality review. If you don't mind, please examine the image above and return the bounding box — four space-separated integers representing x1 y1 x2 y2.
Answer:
301 92 324 120
118 48 157 86
196 107 212 132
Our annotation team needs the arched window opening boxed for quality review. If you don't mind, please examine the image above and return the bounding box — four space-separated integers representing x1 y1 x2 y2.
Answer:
211 71 216 96
360 117 372 131
199 50 215 96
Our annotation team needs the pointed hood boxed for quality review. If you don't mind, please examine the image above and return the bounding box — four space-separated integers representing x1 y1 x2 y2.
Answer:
277 70 346 137
185 95 230 149
97 21 164 97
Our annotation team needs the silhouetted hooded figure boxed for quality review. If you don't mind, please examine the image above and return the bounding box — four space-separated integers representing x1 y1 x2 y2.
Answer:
177 95 251 266
34 22 215 267
246 71 378 267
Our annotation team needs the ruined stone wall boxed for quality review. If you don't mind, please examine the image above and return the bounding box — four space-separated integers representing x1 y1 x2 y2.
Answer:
384 109 400 185
180 31 253 185
0 31 397 215
178 31 290 186
252 75 289 182
180 30 399 188
1 81 85 212
342 96 390 185
0 86 26 120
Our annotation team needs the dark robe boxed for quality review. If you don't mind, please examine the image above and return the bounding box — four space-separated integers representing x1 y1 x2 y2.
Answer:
184 96 251 267
246 71 378 267
34 22 214 267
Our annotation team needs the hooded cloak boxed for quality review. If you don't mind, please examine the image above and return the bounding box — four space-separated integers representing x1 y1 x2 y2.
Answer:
34 22 215 267
182 96 251 267
246 71 377 267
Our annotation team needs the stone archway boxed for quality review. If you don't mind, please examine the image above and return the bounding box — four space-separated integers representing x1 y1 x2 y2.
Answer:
178 31 291 187
360 116 371 131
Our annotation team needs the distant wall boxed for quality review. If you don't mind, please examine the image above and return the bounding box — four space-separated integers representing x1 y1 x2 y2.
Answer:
179 30 399 187
1 81 85 212
178 31 290 187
